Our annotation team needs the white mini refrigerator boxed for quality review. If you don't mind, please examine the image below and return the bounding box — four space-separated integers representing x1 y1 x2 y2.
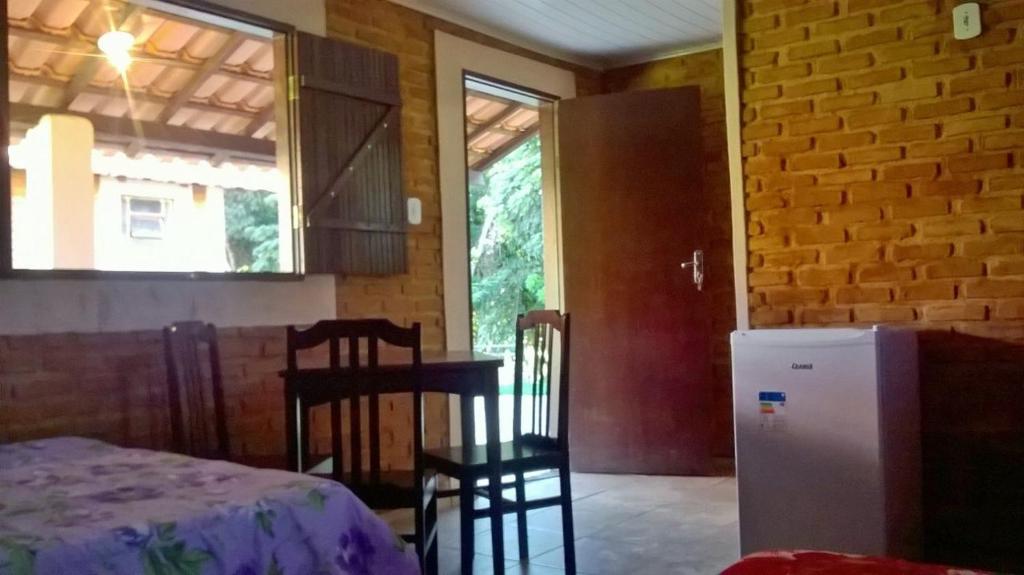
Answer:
731 327 921 558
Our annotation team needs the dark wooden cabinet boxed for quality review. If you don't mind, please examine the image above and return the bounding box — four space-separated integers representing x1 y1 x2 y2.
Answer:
295 33 406 275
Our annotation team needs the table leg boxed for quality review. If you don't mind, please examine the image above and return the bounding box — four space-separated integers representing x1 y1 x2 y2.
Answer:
459 394 476 573
484 373 504 574
460 394 476 450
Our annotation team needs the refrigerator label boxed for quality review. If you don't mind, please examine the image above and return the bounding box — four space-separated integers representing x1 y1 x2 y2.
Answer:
758 391 787 432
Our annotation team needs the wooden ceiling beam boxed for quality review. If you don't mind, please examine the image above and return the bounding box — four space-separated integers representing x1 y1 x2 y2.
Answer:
10 71 260 123
6 26 76 46
10 102 275 163
466 102 523 144
157 31 247 123
471 125 539 172
244 105 276 137
472 123 536 138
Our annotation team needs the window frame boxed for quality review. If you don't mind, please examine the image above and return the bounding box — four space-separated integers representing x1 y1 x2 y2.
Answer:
0 0 303 281
123 196 172 240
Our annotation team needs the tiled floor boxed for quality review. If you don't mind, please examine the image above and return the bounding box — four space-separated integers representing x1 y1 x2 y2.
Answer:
382 473 740 574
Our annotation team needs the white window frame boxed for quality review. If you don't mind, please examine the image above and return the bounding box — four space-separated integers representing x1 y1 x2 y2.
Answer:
434 31 576 445
122 196 172 240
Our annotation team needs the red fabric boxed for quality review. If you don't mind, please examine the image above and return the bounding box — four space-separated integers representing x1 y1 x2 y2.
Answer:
721 550 991 575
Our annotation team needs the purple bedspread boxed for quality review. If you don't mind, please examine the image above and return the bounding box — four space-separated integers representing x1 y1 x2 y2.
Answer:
0 437 419 575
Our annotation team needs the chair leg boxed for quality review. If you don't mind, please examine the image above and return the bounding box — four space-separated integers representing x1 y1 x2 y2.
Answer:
459 478 475 575
427 538 438 575
514 471 529 560
558 464 576 574
426 487 439 575
414 497 425 573
487 475 504 574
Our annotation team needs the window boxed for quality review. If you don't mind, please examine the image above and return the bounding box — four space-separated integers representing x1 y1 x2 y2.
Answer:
3 0 297 275
3 3 409 276
123 197 170 240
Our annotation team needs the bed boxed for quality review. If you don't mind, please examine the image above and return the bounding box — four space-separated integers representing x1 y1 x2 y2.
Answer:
0 437 419 575
722 550 992 575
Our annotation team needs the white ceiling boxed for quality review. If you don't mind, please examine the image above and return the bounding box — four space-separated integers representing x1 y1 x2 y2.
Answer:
388 0 722 70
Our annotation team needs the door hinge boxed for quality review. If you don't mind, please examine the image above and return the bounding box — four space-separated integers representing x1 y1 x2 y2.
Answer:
288 75 299 101
292 205 301 229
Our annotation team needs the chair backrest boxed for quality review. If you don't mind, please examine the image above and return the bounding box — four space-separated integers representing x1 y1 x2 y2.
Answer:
286 319 422 484
513 310 571 451
162 321 230 460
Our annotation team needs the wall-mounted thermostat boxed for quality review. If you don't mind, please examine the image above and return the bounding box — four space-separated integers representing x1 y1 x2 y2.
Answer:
953 2 982 40
407 197 422 225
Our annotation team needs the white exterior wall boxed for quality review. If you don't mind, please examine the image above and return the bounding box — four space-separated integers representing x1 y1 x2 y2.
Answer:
93 179 230 273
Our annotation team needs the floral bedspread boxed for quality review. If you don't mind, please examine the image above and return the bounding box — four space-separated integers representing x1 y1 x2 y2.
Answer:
722 550 991 575
0 437 419 575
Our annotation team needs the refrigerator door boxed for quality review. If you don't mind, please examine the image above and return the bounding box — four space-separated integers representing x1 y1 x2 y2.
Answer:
732 329 886 556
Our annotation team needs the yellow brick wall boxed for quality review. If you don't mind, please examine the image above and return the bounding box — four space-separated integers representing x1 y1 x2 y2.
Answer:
740 0 1024 568
603 50 737 459
325 0 600 345
323 0 602 461
741 0 1024 331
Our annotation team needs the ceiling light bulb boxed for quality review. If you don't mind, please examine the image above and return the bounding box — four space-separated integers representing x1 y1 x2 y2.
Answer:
98 30 135 73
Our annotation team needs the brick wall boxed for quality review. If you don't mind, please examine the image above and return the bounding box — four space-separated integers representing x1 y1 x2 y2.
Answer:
739 0 1024 568
320 0 601 467
603 50 737 459
0 327 445 468
326 0 602 362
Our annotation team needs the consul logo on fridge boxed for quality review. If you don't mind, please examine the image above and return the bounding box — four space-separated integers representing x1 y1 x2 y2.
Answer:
791 363 814 370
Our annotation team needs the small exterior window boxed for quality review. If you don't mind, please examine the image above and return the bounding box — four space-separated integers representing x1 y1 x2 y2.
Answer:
123 197 170 240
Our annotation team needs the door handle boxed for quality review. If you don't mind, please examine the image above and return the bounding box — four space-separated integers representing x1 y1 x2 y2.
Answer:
680 249 704 292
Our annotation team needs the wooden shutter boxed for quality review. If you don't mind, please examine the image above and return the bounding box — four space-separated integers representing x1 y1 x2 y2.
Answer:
296 32 405 275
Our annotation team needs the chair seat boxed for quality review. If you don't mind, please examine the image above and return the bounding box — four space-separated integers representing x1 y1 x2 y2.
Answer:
423 439 563 477
307 468 436 510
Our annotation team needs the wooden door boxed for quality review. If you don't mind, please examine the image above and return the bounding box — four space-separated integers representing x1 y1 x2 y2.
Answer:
559 87 713 475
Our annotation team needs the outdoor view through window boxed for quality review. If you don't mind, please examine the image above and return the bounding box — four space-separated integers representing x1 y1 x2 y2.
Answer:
6 0 293 273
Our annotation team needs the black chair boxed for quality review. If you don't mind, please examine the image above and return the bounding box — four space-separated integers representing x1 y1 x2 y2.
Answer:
285 319 438 575
424 310 576 573
162 321 230 461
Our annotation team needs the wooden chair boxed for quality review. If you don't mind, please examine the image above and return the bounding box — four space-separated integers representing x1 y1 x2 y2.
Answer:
285 319 438 574
162 321 230 460
424 310 576 573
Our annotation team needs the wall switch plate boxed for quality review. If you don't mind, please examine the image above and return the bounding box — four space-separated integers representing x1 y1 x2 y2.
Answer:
407 197 422 225
953 2 982 40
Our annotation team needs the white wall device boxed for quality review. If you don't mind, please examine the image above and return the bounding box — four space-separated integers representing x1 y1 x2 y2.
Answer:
407 197 422 225
953 2 982 40
732 327 921 558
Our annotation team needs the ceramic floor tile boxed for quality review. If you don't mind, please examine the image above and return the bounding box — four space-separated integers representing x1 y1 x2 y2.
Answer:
517 502 642 538
529 536 677 574
472 525 565 560
506 563 567 574
438 547 519 575
384 472 740 574
589 509 730 548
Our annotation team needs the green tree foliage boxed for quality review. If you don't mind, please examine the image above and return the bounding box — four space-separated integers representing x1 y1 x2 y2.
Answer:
224 188 280 273
469 135 545 352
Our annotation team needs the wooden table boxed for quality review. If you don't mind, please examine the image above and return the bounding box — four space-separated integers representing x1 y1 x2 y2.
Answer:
280 351 508 574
